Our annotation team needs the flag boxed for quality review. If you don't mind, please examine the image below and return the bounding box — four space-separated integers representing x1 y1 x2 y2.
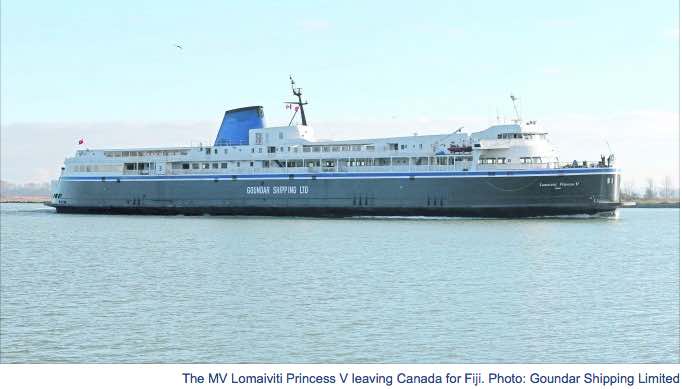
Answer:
294 106 299 112
78 138 84 145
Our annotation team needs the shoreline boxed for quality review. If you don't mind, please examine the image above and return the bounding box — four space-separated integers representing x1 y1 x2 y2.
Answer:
1 196 50 204
624 202 680 208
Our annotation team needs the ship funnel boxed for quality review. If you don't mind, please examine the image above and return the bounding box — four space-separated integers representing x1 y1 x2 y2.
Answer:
213 106 265 146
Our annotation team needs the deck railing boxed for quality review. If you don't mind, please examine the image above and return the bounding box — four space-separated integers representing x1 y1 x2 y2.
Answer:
157 160 611 176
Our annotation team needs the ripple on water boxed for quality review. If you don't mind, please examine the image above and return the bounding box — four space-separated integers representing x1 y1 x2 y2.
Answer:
0 204 678 363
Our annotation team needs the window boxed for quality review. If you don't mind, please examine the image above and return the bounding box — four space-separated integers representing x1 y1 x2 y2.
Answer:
255 133 263 145
205 148 211 155
182 163 190 169
249 161 254 167
214 149 217 154
203 163 210 169
125 163 136 170
221 162 228 168
192 163 199 169
212 163 219 169
278 132 284 140
236 162 240 167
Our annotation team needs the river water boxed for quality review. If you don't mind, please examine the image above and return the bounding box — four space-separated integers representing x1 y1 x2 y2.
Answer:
0 204 678 363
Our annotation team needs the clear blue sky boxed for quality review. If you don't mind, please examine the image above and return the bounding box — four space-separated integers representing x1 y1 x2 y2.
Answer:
1 0 679 186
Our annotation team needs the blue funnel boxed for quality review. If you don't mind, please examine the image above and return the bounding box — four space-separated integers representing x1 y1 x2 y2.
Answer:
214 106 265 146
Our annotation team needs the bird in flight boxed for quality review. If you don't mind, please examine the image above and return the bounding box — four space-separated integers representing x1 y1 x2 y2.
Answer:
174 43 183 50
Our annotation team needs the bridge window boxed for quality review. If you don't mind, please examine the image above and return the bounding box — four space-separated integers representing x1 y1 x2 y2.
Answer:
212 163 219 169
192 163 199 169
182 163 189 169
221 163 228 168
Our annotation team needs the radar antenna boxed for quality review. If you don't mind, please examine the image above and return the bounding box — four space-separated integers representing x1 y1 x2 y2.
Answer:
284 75 309 126
510 94 522 124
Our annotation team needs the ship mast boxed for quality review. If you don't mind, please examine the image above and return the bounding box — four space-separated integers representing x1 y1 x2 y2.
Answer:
510 94 522 124
285 75 309 126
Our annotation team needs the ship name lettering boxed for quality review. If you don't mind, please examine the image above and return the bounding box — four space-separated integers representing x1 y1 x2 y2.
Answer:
246 186 270 194
246 185 309 195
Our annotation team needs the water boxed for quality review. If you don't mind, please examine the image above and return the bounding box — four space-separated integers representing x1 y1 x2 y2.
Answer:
0 203 678 363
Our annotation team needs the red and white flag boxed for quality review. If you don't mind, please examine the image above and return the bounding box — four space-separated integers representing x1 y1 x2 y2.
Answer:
78 138 84 145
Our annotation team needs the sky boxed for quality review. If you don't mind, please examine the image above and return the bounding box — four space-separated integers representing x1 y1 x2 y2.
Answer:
1 0 679 189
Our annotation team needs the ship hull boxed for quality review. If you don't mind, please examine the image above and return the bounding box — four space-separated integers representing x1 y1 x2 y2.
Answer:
50 168 621 218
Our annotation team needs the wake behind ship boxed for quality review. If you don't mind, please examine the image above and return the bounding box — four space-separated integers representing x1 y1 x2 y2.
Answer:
49 78 621 217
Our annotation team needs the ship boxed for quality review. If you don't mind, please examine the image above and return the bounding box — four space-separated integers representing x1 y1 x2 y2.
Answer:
49 77 621 217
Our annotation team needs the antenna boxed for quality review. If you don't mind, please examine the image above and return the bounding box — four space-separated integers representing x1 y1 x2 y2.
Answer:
284 75 308 126
510 94 522 124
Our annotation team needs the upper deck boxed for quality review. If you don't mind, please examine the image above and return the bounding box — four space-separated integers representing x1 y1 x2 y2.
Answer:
61 122 614 178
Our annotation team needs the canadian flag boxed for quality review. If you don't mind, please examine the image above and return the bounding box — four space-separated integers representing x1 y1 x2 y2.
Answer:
78 138 84 145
